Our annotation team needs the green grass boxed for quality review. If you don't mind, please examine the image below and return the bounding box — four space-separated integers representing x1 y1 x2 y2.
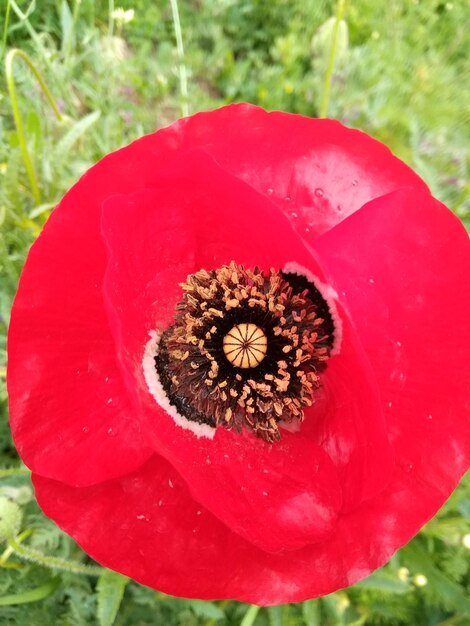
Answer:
1 1 469 624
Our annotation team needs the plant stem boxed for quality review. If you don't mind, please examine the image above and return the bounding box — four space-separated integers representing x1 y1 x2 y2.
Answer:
319 0 347 118
0 528 32 567
7 535 103 576
0 0 11 63
5 48 64 205
9 0 73 108
240 604 261 626
169 0 189 117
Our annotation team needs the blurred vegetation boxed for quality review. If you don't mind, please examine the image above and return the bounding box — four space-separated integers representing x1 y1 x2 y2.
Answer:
0 0 469 624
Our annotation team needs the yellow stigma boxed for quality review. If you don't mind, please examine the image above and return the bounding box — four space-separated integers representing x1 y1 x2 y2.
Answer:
223 323 267 368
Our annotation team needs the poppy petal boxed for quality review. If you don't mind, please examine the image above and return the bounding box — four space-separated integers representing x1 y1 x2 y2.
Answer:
31 445 455 605
34 455 337 605
301 305 395 512
314 187 470 500
150 104 429 237
7 196 153 488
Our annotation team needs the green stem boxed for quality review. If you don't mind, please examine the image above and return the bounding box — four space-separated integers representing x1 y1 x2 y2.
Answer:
0 528 32 567
8 0 53 70
9 0 74 108
0 468 31 478
240 605 261 626
7 535 103 576
0 0 11 63
319 0 347 118
5 48 64 205
169 0 189 117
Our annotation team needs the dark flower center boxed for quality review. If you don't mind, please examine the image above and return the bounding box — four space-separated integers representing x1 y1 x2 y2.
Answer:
155 262 334 442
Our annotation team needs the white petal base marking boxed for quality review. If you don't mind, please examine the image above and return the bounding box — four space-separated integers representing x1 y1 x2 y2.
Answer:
142 330 216 439
283 261 343 356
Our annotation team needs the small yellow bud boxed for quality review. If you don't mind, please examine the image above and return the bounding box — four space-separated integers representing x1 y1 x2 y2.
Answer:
413 574 428 587
397 566 410 581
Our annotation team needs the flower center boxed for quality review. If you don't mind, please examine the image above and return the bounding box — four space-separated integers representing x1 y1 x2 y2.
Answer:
154 262 335 442
223 323 267 368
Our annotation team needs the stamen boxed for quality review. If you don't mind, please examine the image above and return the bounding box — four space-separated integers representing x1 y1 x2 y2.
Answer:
152 261 335 443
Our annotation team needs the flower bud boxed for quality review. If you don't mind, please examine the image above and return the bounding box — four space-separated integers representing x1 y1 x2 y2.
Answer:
0 496 23 542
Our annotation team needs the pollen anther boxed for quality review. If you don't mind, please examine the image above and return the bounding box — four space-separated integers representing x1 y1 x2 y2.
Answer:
153 261 335 443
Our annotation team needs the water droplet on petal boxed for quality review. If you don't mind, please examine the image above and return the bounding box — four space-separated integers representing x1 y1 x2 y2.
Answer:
168 479 174 488
267 187 274 195
314 188 324 197
81 426 89 433
107 427 116 436
290 211 298 219
400 460 414 473
369 278 375 284
352 179 358 186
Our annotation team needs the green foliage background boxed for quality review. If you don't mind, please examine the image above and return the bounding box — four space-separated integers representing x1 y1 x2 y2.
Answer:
0 1 469 624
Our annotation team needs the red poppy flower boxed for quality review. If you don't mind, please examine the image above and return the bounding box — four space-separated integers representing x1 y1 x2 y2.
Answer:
7 104 470 605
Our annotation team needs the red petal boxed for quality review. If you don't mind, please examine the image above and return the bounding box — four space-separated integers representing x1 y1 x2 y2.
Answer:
7 193 153 487
147 104 429 237
301 301 395 512
31 447 458 605
314 188 470 510
35 455 340 605
101 153 392 551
